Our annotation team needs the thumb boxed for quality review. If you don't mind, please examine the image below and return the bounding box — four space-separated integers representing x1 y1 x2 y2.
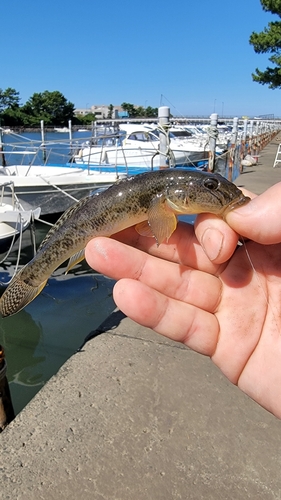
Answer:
226 182 281 244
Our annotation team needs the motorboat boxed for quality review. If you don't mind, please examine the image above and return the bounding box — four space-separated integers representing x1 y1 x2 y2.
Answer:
0 128 127 216
0 163 126 216
74 123 211 172
0 181 40 254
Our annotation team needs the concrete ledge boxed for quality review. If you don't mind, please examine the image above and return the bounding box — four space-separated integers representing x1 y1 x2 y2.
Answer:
1 310 281 499
234 132 281 194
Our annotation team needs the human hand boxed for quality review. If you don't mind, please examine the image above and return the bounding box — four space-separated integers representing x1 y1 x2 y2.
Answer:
85 182 281 418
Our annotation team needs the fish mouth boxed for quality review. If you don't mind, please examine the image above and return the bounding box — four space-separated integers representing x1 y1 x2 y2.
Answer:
223 194 251 215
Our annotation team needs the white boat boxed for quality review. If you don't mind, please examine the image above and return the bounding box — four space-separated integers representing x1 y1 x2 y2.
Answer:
74 123 211 171
54 127 70 133
170 125 227 152
0 163 126 216
0 181 41 254
0 128 127 216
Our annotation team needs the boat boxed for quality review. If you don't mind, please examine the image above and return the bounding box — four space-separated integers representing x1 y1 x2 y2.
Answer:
0 181 40 255
74 123 212 172
54 127 70 133
0 128 127 216
169 124 228 152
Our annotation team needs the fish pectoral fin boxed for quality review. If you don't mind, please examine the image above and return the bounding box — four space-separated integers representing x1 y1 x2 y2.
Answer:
65 249 85 274
147 196 178 246
135 221 155 238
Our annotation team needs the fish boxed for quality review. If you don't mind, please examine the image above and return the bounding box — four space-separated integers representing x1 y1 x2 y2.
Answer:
0 169 250 317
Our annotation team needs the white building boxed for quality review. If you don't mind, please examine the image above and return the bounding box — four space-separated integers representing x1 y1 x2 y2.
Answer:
74 105 127 119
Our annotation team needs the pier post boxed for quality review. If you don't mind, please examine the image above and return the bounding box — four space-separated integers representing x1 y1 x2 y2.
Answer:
0 128 6 167
68 120 73 154
40 120 46 162
208 113 218 171
228 117 238 182
240 118 248 172
158 106 170 169
248 120 254 155
0 346 15 431
253 121 259 155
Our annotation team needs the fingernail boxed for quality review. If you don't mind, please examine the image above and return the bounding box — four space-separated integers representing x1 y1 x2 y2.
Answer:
201 228 224 261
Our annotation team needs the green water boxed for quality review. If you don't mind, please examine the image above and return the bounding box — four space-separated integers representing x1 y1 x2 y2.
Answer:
0 223 116 415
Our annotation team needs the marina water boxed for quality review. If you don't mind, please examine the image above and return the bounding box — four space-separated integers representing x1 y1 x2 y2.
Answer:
0 220 117 416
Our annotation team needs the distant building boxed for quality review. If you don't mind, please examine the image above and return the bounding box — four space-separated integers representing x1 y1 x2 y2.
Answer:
74 105 128 119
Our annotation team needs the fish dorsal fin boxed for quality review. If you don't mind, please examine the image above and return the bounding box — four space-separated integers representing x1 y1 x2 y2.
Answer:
145 194 178 246
65 249 85 274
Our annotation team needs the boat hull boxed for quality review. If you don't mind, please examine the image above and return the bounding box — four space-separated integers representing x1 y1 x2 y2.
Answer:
0 168 126 215
75 147 207 169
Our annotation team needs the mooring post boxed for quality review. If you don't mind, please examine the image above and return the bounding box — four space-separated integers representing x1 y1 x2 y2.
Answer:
158 106 170 169
228 117 238 182
40 120 46 162
208 113 218 171
0 128 6 167
240 118 248 172
253 121 259 155
68 120 73 154
248 120 254 155
0 346 15 431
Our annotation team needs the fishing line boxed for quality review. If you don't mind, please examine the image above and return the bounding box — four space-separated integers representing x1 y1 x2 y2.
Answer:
241 236 281 335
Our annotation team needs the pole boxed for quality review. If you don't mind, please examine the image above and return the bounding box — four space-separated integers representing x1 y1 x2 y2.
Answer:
68 120 73 154
228 117 238 182
0 128 6 167
240 118 248 172
158 106 170 169
248 120 254 155
0 345 15 431
208 113 218 172
40 120 46 162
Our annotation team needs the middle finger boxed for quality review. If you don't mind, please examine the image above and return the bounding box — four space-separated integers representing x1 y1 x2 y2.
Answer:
86 237 222 313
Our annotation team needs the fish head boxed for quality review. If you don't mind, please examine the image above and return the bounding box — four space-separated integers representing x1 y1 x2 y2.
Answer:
165 171 250 217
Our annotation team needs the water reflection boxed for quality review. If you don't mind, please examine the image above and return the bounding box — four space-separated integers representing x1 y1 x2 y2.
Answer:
0 211 122 416
0 254 116 414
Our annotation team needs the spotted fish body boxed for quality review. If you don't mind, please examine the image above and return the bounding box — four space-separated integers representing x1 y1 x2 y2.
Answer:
0 169 250 317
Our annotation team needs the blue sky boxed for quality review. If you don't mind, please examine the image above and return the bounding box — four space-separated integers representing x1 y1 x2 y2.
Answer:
2 0 279 117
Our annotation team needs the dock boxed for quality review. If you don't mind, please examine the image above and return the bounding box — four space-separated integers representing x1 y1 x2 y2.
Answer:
233 130 281 194
1 136 281 499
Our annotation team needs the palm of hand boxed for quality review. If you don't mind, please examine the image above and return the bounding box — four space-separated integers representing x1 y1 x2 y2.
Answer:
215 241 281 417
85 222 281 418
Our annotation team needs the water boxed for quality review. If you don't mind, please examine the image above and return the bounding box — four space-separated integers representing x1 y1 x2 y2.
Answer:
0 221 116 415
2 130 92 166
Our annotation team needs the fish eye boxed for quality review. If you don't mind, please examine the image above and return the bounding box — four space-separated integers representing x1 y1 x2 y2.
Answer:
203 178 219 190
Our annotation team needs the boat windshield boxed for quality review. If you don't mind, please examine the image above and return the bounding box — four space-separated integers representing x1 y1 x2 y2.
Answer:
127 131 159 142
171 130 192 138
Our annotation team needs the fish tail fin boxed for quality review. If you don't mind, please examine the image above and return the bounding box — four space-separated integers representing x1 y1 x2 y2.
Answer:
0 271 47 317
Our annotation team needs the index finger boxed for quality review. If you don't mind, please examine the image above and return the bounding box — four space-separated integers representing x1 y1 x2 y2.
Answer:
108 217 238 274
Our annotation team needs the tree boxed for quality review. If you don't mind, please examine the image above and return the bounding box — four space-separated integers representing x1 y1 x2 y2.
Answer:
121 102 139 117
0 88 20 112
121 102 158 118
23 90 75 125
73 112 96 125
249 0 281 88
144 106 158 118
107 104 114 119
